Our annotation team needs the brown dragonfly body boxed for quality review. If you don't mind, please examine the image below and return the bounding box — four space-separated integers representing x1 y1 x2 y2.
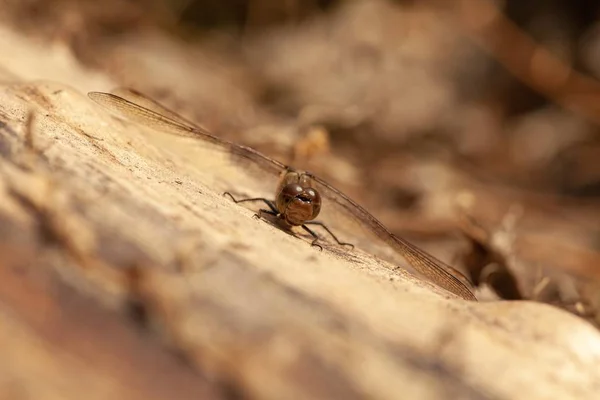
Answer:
88 89 477 301
224 169 354 250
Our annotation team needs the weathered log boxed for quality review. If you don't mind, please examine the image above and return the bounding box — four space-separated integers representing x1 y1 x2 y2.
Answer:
0 31 599 400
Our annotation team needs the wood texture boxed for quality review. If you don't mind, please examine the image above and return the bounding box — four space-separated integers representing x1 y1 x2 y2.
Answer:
0 25 600 400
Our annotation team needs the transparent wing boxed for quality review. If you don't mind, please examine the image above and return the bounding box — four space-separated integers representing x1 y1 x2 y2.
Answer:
109 88 200 128
88 90 287 178
309 173 477 301
88 88 476 301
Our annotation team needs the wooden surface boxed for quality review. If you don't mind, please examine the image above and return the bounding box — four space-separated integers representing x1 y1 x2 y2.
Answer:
1 25 600 400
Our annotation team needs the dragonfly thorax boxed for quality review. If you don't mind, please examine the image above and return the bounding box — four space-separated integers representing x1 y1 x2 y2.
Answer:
276 182 322 226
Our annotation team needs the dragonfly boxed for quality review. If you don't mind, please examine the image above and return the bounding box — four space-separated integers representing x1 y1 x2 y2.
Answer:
88 88 477 301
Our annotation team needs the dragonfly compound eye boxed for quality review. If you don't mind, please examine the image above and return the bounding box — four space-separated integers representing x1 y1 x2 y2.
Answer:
277 183 322 225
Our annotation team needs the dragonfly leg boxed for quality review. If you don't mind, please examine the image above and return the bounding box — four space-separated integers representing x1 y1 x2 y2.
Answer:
222 192 278 213
303 221 354 250
255 208 278 220
301 225 323 251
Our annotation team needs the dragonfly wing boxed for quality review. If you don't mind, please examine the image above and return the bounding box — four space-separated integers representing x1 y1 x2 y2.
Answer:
88 90 287 194
310 174 477 301
109 88 202 128
88 89 476 300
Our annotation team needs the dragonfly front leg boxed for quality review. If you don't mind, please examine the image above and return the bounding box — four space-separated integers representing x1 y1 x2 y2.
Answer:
303 221 354 250
301 225 324 251
223 192 279 219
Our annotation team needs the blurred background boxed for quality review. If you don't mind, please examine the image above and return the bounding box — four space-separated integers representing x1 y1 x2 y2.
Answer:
2 0 599 324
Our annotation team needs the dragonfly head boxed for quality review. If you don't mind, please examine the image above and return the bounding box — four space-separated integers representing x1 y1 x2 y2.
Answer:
276 183 322 226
